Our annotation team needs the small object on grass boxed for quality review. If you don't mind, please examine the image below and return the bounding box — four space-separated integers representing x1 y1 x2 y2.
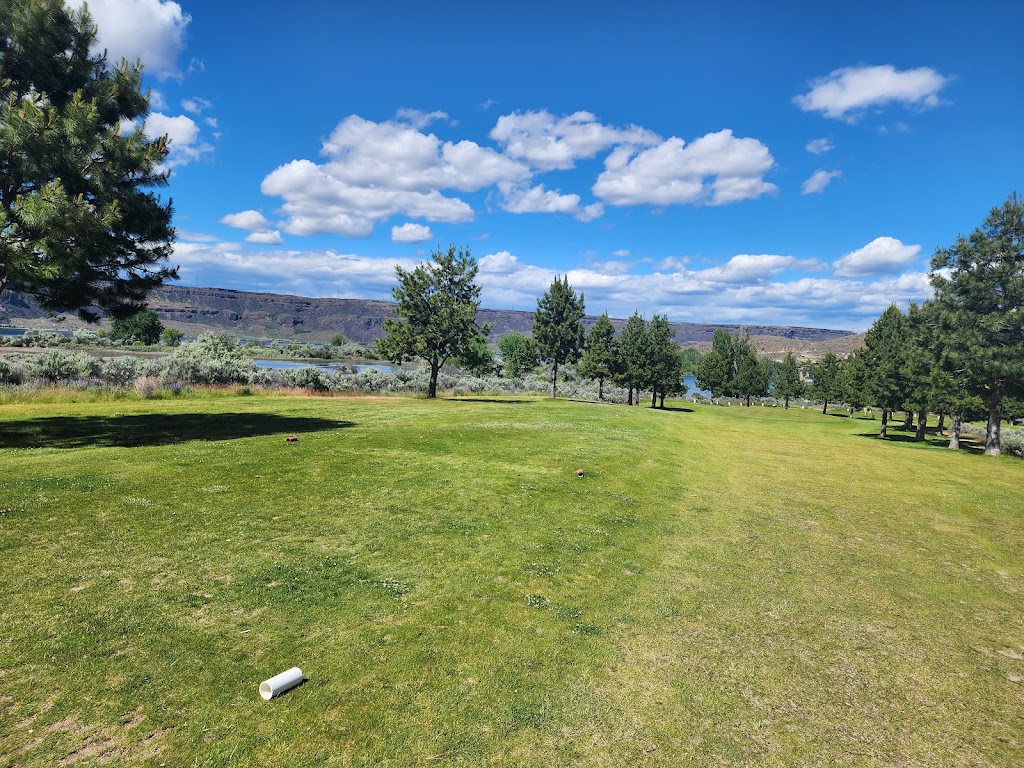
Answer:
576 468 585 477
285 435 299 442
259 666 303 700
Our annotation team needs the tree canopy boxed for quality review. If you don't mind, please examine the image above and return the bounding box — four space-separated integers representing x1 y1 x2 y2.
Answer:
0 0 177 321
377 245 491 398
109 308 163 345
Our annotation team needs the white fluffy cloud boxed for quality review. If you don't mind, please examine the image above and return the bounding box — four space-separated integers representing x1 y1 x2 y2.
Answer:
245 230 283 245
805 138 834 154
261 113 532 237
802 169 842 195
695 254 798 284
592 130 777 207
391 223 433 243
490 110 659 171
220 210 272 231
499 184 604 222
794 65 950 121
833 236 921 277
144 112 212 168
66 0 190 79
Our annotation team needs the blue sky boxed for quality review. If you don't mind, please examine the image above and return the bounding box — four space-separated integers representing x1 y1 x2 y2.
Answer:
73 0 1022 331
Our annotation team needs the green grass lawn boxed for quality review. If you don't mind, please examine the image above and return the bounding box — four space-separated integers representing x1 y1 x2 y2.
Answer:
1 393 1022 766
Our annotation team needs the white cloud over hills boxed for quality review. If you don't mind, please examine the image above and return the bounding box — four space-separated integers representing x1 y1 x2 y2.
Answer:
173 234 929 330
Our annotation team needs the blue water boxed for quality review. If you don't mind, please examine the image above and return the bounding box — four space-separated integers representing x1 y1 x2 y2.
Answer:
683 375 710 397
254 359 398 374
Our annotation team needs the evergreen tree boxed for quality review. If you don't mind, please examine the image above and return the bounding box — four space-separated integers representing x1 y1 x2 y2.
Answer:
695 329 735 398
577 313 619 400
811 352 843 415
617 312 649 405
863 305 910 438
774 351 803 409
930 194 1024 455
533 276 585 398
378 245 491 398
646 314 682 407
498 332 539 379
734 340 770 407
0 0 176 320
841 349 871 415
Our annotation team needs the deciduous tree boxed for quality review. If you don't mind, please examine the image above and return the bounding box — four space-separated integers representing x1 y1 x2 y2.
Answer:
109 309 163 345
498 332 539 379
378 245 491 398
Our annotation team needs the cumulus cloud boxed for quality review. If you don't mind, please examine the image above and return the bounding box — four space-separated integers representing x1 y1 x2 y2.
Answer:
833 236 921 277
499 184 604 222
794 65 950 121
391 223 433 243
144 112 212 168
490 110 659 171
806 138 834 154
66 0 190 79
219 210 272 231
696 254 797 284
592 129 777 207
245 230 283 245
802 169 842 195
611 249 631 258
261 114 532 237
182 97 213 114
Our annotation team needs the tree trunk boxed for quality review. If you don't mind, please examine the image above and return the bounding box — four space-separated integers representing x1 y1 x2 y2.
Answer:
880 409 888 439
651 389 657 408
659 393 665 408
427 360 439 398
985 387 1004 456
627 386 633 406
598 377 604 401
822 399 828 415
914 409 927 442
937 412 945 435
551 360 558 398
902 411 913 430
745 394 751 407
948 409 962 450
784 395 789 410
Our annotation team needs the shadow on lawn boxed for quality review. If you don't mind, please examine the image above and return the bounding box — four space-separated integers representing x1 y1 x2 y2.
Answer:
0 412 354 449
855 431 985 455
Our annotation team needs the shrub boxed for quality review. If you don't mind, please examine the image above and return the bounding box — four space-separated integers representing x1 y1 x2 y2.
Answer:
288 366 331 392
163 333 256 386
99 356 142 387
30 350 99 382
0 356 25 385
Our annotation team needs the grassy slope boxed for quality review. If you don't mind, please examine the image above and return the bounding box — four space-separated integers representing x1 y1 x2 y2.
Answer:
0 394 1021 766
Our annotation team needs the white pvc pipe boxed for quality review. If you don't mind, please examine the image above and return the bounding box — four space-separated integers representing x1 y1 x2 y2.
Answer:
259 667 303 700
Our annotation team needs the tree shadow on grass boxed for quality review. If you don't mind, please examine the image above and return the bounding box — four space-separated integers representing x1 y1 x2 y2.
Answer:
0 412 354 449
854 431 985 455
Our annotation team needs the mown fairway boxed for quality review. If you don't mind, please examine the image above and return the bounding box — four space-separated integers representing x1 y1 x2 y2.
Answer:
1 393 1022 766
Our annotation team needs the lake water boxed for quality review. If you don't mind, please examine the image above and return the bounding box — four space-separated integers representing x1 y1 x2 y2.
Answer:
254 359 399 374
683 375 710 397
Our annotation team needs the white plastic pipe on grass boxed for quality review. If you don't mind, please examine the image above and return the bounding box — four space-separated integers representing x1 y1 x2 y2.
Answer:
259 667 303 700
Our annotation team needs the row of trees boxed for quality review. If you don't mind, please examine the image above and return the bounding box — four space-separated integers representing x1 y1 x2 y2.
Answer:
378 245 699 406
803 195 1023 456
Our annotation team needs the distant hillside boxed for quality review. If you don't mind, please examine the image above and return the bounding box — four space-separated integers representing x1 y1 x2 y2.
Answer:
2 285 858 353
